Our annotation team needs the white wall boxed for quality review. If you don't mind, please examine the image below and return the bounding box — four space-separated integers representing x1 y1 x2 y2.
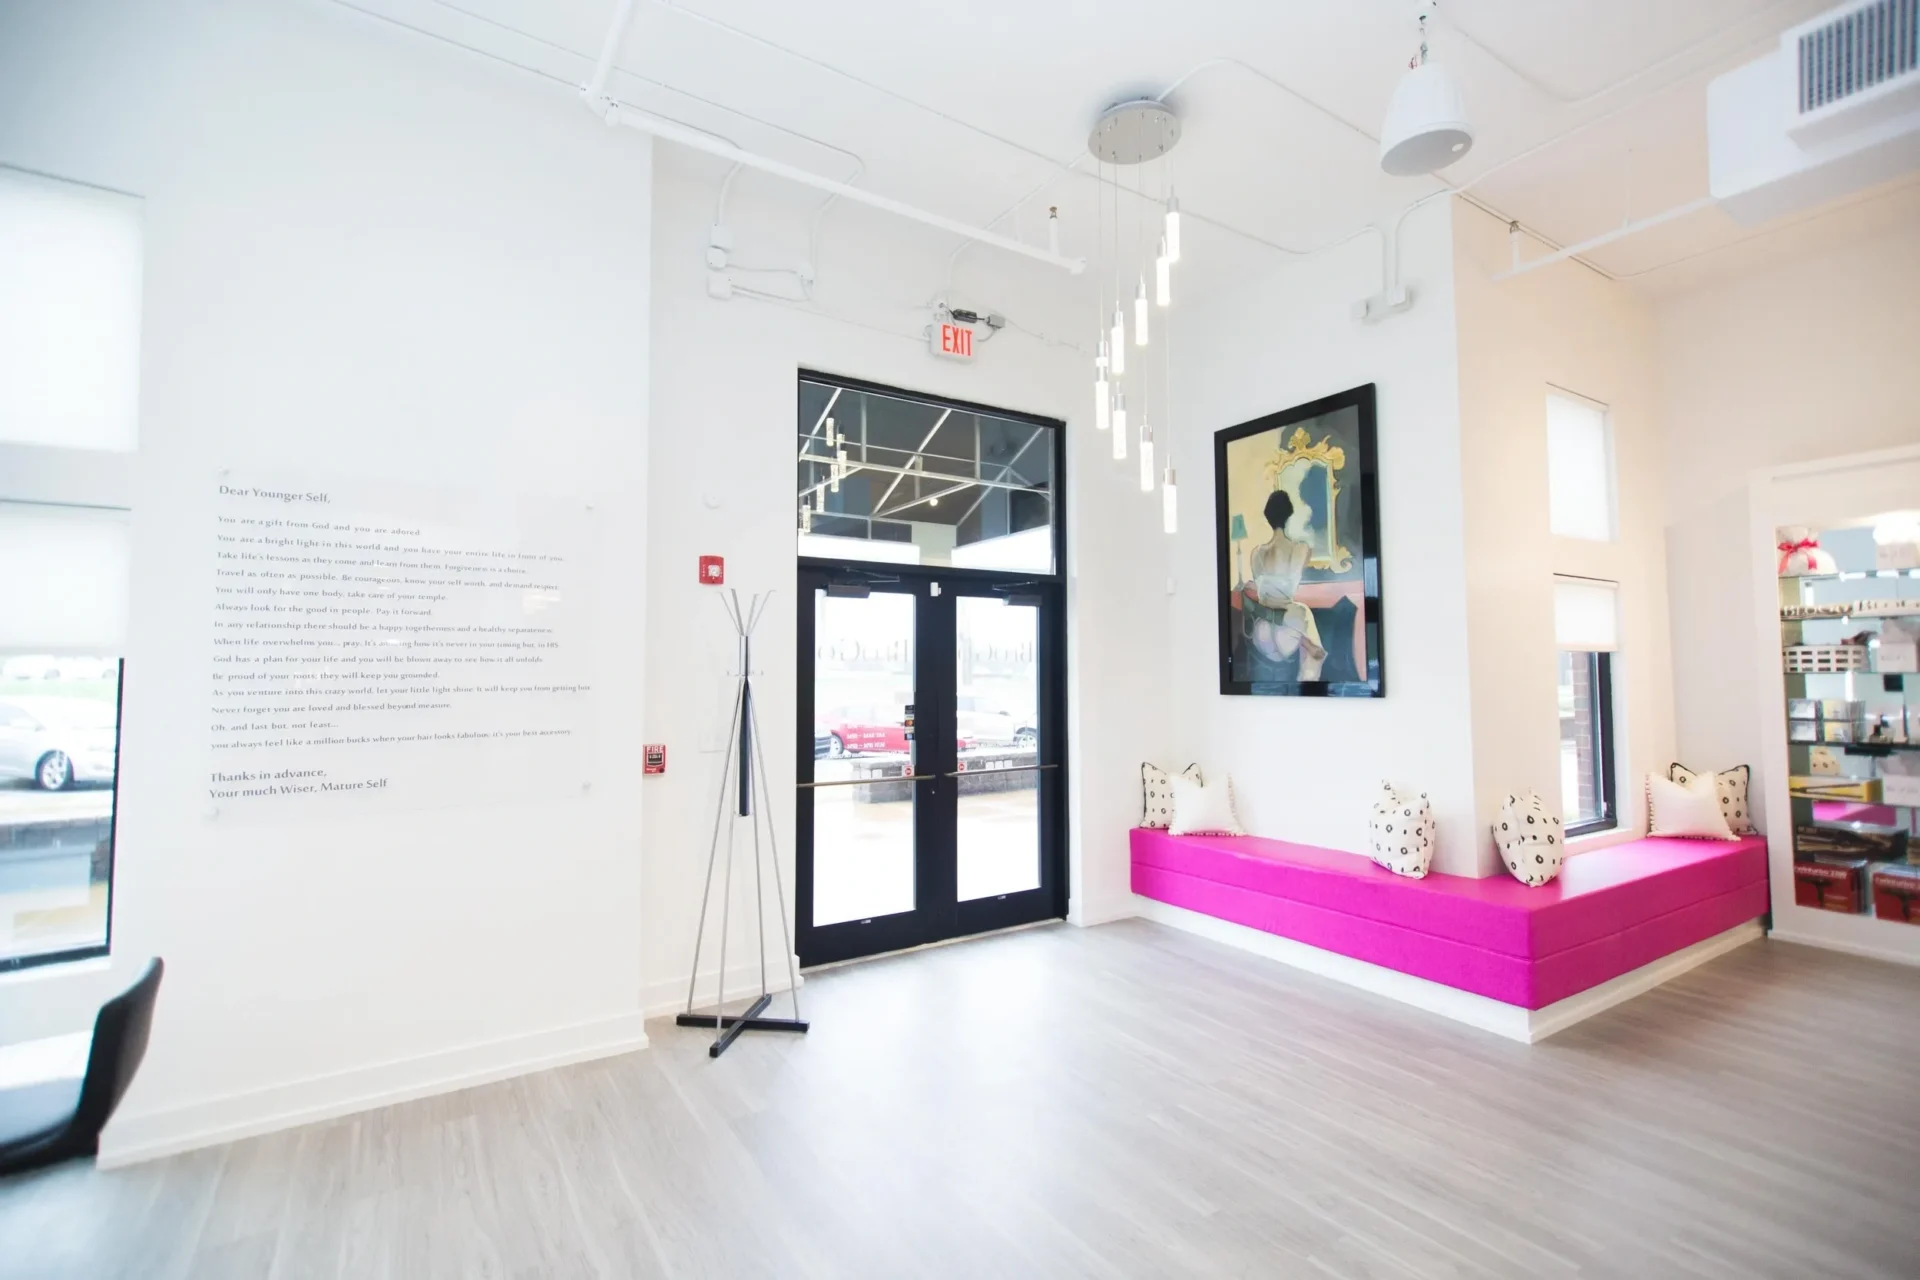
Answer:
1658 222 1920 787
0 0 654 1162
639 154 1171 1016
1165 199 1486 875
1452 202 1675 862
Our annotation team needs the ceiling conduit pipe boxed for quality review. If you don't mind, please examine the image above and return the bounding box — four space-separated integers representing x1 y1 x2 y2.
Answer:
1493 194 1717 280
593 100 1085 274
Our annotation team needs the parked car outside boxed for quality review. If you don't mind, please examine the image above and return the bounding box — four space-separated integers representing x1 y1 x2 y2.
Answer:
819 705 973 756
0 698 119 790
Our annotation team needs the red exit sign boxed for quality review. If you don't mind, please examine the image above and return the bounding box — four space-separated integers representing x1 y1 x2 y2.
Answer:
931 320 976 362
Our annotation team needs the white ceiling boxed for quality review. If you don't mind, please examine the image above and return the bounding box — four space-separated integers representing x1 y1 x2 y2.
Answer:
341 0 1919 296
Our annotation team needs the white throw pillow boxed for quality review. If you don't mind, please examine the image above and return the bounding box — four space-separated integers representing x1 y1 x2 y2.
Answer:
1368 782 1434 878
1140 762 1202 830
1647 772 1737 840
1668 762 1754 836
1493 792 1564 887
1169 772 1243 836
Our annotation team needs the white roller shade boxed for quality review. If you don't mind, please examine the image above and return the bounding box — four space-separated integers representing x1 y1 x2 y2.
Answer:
1554 578 1619 652
1546 392 1614 542
0 502 130 654
0 167 143 453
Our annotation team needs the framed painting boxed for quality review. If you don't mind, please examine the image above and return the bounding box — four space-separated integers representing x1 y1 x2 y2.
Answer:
1214 383 1383 697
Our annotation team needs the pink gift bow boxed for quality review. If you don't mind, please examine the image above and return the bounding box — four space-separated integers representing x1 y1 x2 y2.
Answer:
1778 537 1820 573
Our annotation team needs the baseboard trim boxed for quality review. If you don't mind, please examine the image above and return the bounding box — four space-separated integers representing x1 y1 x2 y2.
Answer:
1766 927 1920 967
641 956 804 1020
98 1012 650 1168
1130 896 1762 1043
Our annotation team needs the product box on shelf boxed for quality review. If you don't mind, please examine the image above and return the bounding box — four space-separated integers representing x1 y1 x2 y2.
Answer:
1794 858 1869 913
1881 774 1920 808
1862 712 1908 745
1795 822 1910 863
1789 776 1882 803
1820 699 1863 720
1871 864 1920 923
1876 622 1918 674
1790 721 1819 743
1820 720 1858 743
1788 697 1819 721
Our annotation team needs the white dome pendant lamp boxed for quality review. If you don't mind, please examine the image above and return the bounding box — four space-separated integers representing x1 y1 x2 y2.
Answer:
1379 2 1474 177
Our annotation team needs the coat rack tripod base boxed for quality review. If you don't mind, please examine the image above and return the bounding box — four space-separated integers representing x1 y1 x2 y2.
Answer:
679 589 808 1060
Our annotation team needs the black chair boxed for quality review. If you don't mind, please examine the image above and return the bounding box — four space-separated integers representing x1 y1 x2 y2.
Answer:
0 957 163 1177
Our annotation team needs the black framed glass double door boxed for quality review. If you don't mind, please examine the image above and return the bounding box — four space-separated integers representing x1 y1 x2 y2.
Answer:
795 567 1064 967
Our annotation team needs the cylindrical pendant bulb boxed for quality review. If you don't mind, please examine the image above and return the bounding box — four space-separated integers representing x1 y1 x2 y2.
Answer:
832 446 845 492
824 416 836 449
1094 374 1110 432
1112 392 1128 460
1165 196 1181 263
1134 279 1149 346
1155 240 1171 307
1162 468 1178 533
1139 434 1155 493
1110 308 1126 375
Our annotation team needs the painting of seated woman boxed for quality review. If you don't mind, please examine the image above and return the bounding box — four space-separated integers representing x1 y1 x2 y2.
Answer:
1214 384 1383 697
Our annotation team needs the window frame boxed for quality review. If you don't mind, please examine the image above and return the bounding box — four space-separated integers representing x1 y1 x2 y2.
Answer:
0 165 139 973
1561 648 1619 839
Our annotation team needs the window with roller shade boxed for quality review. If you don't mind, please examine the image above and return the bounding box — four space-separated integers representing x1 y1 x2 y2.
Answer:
1556 577 1619 836
1546 390 1615 542
0 166 140 971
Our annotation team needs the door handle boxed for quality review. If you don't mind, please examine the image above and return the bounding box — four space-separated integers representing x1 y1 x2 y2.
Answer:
943 764 1057 778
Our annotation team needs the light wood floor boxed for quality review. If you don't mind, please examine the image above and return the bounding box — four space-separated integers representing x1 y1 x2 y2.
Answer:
3 921 1917 1279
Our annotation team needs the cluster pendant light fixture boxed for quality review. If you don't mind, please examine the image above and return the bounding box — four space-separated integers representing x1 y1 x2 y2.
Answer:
1087 98 1182 534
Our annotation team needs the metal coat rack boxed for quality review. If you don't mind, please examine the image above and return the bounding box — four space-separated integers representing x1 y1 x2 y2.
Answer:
676 589 809 1057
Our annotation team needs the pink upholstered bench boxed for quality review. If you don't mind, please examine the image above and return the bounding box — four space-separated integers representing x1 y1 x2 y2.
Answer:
1131 829 1769 1013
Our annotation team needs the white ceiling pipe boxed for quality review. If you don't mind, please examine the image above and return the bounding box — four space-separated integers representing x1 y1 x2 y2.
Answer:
1492 195 1716 280
593 101 1086 275
582 0 634 104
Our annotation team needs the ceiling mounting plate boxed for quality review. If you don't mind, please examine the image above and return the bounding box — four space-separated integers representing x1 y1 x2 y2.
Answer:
1087 99 1181 166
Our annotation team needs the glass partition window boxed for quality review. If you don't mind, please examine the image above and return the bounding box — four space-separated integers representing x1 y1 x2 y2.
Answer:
810 590 918 926
797 377 1056 573
955 595 1041 901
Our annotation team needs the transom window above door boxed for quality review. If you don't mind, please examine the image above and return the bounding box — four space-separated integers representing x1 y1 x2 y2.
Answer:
796 374 1059 575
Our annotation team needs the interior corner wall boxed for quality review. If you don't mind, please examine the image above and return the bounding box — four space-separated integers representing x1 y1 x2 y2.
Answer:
1451 200 1674 859
0 0 654 1162
1658 221 1920 793
640 153 1171 1013
1165 198 1484 875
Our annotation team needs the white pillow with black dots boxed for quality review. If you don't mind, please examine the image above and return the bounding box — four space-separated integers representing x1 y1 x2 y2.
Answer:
1140 762 1202 830
1493 791 1564 887
1367 782 1434 878
1668 762 1754 836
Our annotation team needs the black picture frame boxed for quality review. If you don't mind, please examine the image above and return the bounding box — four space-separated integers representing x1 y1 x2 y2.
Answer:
1214 383 1384 698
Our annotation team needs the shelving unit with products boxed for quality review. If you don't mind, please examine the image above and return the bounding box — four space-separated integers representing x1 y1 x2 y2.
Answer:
1779 545 1920 928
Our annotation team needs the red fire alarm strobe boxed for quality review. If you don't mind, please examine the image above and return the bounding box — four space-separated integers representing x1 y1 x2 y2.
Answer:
643 744 667 775
698 555 724 585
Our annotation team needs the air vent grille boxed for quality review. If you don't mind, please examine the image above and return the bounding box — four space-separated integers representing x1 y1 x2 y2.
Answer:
1798 0 1919 114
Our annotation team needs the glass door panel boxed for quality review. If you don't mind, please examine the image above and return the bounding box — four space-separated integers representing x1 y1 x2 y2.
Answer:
954 595 1041 902
810 589 918 928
